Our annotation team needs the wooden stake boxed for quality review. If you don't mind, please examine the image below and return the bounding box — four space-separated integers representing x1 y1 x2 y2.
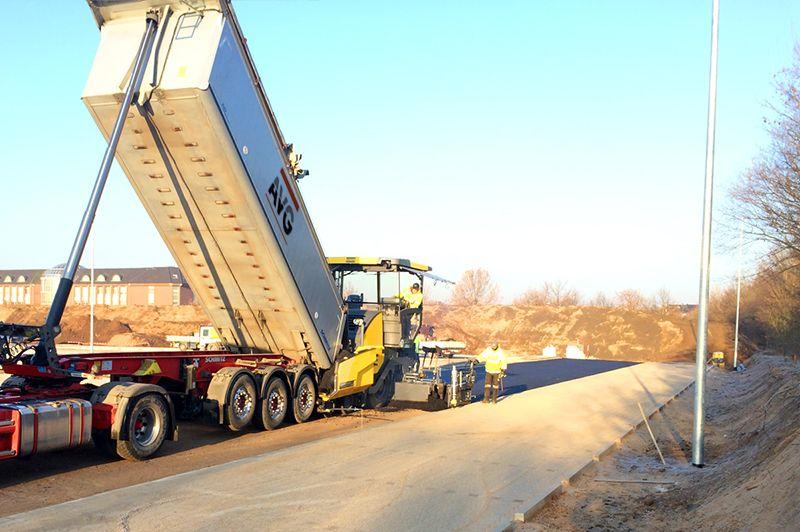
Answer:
638 402 666 465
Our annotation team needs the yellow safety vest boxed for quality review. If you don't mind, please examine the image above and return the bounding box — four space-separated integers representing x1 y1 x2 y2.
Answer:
400 289 423 309
478 347 507 374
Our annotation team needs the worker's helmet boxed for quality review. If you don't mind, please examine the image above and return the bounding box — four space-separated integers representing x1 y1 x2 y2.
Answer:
491 341 499 350
412 282 420 290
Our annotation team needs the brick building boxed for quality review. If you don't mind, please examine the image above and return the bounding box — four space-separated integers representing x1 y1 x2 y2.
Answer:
0 266 193 307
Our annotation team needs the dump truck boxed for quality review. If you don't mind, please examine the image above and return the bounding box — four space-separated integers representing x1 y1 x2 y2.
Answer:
0 0 472 462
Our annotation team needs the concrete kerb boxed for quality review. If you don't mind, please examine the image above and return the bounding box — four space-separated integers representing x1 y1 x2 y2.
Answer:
503 377 696 531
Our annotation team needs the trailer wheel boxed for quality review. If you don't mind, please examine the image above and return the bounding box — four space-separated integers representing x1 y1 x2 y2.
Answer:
117 394 169 461
226 372 256 431
292 374 316 423
257 377 289 430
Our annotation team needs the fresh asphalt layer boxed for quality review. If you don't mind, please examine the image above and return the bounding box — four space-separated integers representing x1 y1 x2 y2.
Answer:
462 359 638 401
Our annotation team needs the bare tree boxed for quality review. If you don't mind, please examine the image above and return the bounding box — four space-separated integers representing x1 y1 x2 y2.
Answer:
450 268 500 306
544 280 580 306
654 288 674 312
616 289 647 311
722 50 800 355
514 287 548 306
731 48 800 270
514 281 580 307
588 291 612 308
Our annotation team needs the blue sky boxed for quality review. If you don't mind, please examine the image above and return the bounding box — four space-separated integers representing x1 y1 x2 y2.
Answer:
2 0 799 303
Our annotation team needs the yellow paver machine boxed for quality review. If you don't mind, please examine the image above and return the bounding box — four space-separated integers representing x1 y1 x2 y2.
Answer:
327 257 476 410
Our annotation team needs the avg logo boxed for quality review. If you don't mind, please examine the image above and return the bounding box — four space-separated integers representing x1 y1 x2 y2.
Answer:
267 168 298 235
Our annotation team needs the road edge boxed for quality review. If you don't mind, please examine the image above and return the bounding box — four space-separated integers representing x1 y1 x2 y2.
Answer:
502 375 696 531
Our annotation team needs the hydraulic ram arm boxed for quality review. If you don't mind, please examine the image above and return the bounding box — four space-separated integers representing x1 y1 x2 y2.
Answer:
31 11 161 368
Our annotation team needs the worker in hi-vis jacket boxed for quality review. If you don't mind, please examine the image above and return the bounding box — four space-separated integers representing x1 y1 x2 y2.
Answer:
398 282 423 340
478 342 507 404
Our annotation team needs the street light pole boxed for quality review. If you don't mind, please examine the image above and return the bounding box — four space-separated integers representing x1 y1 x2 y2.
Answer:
693 0 721 467
733 222 743 368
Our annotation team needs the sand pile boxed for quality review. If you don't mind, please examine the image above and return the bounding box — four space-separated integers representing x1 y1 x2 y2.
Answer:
0 305 207 347
424 304 731 361
1 303 731 361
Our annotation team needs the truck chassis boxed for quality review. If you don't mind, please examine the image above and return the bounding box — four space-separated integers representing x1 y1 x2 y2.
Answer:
0 347 315 460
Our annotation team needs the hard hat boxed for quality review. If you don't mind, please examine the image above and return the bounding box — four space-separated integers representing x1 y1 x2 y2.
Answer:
491 341 499 350
412 282 420 290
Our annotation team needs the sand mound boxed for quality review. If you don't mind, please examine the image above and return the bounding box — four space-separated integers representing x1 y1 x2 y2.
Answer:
1 303 730 361
0 304 206 347
425 304 731 361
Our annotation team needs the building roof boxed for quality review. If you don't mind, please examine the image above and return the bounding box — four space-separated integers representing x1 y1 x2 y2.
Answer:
0 266 187 285
0 269 45 284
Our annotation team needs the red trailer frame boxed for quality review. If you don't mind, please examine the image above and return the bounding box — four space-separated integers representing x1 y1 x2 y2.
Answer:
0 349 311 461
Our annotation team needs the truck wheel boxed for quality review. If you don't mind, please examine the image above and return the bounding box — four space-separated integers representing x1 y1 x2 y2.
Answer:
257 377 289 430
226 372 256 431
293 374 316 423
178 343 188 351
116 394 169 461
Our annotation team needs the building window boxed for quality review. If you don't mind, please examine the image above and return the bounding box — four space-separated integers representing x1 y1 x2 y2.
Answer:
148 286 155 305
3 276 11 283
23 287 30 305
112 287 120 306
172 286 180 306
80 275 91 282
74 289 81 303
97 274 106 283
10 286 17 304
16 275 26 283
82 286 89 303
120 286 128 306
111 274 122 282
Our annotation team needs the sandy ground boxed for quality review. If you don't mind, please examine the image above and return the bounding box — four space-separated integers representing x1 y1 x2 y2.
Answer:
516 354 800 531
0 407 422 517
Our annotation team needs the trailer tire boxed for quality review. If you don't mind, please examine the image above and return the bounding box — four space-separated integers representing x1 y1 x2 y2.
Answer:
226 372 256 431
292 374 316 423
116 394 169 461
256 377 289 430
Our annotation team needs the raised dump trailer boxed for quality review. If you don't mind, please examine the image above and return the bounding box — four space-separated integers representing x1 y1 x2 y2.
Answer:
83 0 344 367
0 0 445 462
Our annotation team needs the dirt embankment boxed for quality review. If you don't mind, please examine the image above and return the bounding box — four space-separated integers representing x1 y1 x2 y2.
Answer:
425 304 731 362
0 305 208 347
519 353 800 531
1 303 731 361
